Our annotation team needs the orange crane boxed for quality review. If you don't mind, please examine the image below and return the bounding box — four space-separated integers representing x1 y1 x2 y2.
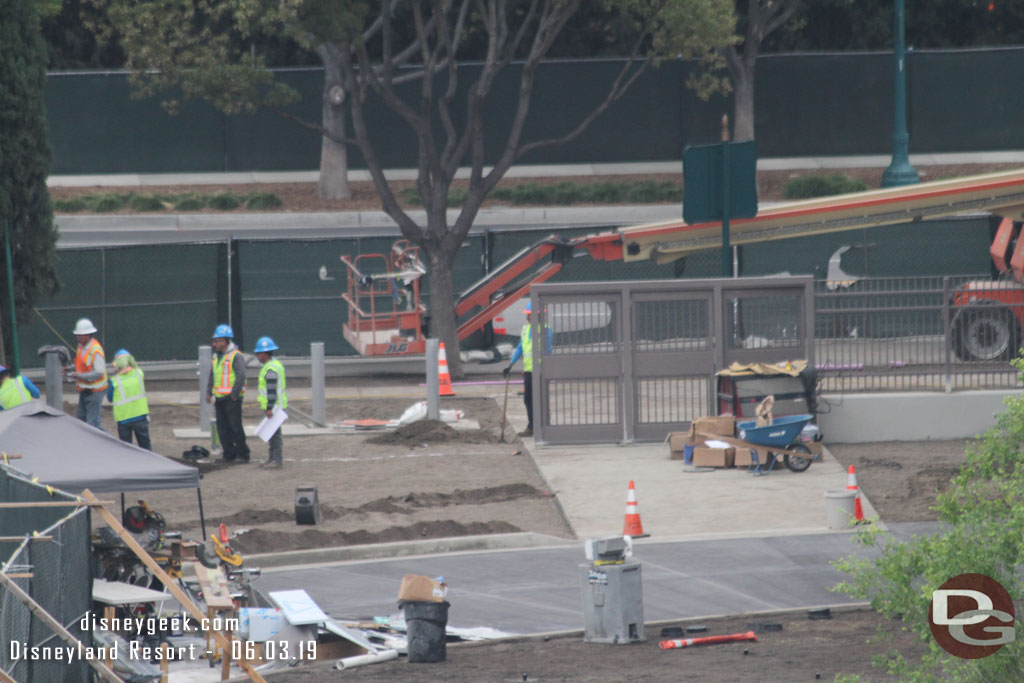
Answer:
339 169 1024 358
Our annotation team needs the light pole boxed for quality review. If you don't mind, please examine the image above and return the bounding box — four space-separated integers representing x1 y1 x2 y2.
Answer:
882 0 919 187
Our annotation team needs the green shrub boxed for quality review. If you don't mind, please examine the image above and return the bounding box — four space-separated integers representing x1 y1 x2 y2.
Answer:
207 192 241 210
53 198 87 213
400 187 467 207
128 194 165 211
625 180 680 203
245 192 283 210
174 194 206 211
84 194 127 212
784 174 868 199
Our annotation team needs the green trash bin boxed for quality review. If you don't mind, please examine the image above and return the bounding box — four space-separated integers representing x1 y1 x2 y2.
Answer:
402 600 449 663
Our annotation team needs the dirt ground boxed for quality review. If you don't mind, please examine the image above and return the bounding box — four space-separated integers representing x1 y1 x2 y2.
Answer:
48 163 1021 214
264 607 925 682
109 394 573 554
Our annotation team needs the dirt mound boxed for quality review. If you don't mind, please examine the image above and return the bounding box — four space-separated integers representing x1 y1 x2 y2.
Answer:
230 520 522 553
367 419 496 445
213 508 296 526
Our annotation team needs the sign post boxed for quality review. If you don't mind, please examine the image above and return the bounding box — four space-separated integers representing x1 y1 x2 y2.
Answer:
683 119 758 277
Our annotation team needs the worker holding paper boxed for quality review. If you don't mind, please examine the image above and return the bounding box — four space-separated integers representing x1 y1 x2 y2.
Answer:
255 336 287 469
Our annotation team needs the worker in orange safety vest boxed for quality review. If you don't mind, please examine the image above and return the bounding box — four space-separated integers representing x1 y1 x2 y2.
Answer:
205 324 250 463
71 318 108 429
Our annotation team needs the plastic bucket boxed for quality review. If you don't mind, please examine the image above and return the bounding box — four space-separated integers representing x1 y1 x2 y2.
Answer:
683 444 694 465
824 489 856 529
402 600 449 663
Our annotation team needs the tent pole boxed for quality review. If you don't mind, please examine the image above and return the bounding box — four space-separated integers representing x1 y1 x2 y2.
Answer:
197 488 207 541
120 493 125 522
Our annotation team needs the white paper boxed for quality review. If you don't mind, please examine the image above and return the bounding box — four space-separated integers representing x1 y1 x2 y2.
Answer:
703 439 731 449
255 405 288 442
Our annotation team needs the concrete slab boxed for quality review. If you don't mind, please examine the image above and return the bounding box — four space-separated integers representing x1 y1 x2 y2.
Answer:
529 442 876 541
171 418 481 439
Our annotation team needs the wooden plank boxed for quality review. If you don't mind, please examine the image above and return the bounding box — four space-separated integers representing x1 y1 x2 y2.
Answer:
82 490 267 683
693 431 812 459
194 565 235 610
0 500 112 508
0 536 52 542
0 570 122 683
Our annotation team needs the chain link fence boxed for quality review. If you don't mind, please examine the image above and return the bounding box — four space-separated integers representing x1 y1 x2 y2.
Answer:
16 215 1019 391
0 468 93 683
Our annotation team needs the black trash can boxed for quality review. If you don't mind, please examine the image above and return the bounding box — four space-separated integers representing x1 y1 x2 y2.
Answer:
402 600 449 663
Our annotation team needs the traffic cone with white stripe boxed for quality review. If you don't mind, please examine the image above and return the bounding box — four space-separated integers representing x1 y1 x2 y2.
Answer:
623 480 649 538
438 343 455 397
846 465 865 522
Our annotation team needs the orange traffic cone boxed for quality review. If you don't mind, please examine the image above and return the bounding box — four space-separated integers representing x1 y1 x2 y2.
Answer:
846 465 865 522
623 480 649 538
438 343 455 397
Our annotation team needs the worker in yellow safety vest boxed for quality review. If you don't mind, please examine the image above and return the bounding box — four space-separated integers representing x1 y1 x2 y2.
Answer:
205 324 250 463
105 349 151 449
70 318 108 430
255 336 287 469
0 365 40 410
503 302 553 438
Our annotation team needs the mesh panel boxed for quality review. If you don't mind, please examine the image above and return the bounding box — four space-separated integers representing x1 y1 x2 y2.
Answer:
0 469 92 682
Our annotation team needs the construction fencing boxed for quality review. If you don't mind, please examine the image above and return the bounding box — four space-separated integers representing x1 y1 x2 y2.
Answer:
0 468 93 683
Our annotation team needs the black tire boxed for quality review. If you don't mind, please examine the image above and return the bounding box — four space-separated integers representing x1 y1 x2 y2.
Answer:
783 442 813 473
952 305 1020 361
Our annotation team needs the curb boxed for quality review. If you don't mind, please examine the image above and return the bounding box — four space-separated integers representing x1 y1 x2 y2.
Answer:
249 532 574 570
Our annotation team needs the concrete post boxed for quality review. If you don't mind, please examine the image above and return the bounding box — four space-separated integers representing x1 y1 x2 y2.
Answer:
199 346 211 433
43 351 63 411
426 338 440 421
312 342 326 427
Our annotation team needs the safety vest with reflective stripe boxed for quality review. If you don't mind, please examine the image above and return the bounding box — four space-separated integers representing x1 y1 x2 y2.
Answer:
0 376 32 409
75 338 108 391
521 324 536 372
111 368 149 422
212 349 244 397
258 359 288 411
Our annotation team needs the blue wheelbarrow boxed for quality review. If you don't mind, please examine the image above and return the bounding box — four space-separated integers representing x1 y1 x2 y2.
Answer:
734 413 817 474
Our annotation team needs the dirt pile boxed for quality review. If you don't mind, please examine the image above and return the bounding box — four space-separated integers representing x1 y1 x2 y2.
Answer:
367 419 497 445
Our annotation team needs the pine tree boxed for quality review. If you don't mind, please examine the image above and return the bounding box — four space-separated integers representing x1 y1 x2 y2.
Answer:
0 0 60 367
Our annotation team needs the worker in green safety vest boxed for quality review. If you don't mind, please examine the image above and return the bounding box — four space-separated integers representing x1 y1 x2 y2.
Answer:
503 301 553 438
255 336 287 469
0 364 40 410
105 349 151 449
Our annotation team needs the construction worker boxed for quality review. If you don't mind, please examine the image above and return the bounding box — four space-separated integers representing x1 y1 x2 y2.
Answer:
205 324 250 463
70 318 108 429
105 349 151 449
0 365 40 409
254 336 287 469
503 302 553 437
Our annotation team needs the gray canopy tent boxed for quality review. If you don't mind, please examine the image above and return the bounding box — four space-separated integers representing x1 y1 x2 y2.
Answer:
0 402 206 537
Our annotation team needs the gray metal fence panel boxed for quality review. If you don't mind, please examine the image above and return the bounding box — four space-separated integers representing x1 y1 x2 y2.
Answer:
534 277 814 444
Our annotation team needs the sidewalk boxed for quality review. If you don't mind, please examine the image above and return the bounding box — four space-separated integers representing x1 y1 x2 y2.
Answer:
47 151 1024 188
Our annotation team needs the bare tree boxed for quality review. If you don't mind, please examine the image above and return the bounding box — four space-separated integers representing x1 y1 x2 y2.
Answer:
725 0 800 141
93 0 734 375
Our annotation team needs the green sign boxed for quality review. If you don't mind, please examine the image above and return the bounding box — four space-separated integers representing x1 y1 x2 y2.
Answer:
683 141 758 224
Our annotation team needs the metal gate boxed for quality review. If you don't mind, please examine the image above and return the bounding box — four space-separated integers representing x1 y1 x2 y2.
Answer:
532 277 814 444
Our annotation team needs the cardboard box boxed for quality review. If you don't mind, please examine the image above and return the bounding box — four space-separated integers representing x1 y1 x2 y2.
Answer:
397 574 448 603
666 432 696 460
732 447 756 467
691 446 734 468
688 416 736 439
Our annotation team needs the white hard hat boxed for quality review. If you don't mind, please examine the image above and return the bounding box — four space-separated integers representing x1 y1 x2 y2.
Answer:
73 318 97 335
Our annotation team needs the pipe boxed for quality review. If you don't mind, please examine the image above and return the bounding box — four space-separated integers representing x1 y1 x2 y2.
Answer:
334 649 399 670
659 631 757 649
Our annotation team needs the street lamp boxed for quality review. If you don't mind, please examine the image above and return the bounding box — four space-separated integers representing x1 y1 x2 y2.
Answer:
882 0 920 187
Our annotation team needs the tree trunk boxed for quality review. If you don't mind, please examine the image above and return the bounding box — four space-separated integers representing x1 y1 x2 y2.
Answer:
317 60 351 200
732 69 755 142
425 247 463 379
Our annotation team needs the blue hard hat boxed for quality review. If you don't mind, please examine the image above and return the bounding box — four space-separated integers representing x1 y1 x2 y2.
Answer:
254 336 279 353
212 324 234 339
0 365 7 374
524 301 532 314
114 348 130 358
